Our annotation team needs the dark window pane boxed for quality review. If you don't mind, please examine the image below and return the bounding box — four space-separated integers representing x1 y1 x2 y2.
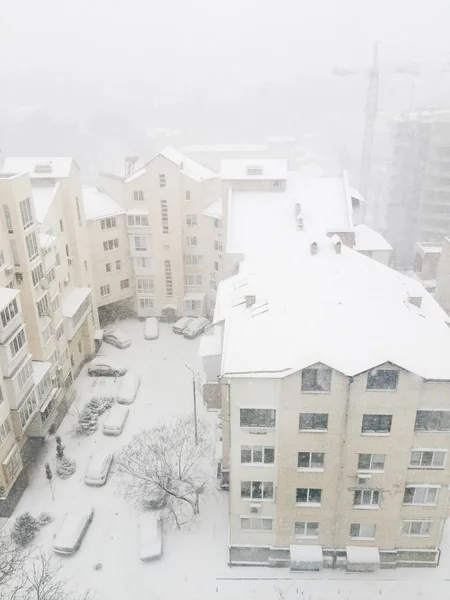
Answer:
301 367 332 392
299 413 328 430
358 454 371 470
350 524 360 537
361 414 392 433
367 369 398 390
263 482 273 499
241 447 251 463
241 482 251 498
306 522 319 536
354 490 362 505
403 488 414 503
252 481 262 499
298 452 310 468
422 451 433 466
253 447 263 463
240 408 276 428
311 453 324 468
415 410 450 431
264 447 275 464
309 489 322 503
296 488 307 503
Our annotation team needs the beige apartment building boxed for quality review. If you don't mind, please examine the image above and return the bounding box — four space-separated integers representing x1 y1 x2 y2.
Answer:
99 147 222 318
0 159 98 515
82 186 134 318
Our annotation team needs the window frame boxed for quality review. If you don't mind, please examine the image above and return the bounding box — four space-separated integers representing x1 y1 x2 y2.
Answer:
301 366 332 393
366 368 399 391
240 480 274 500
294 521 319 538
240 517 273 531
415 410 450 432
401 520 433 537
295 487 322 506
240 408 276 429
353 489 381 508
350 523 376 539
361 414 392 435
403 485 439 506
409 449 446 469
240 445 275 465
298 412 328 432
297 452 325 470
357 453 386 472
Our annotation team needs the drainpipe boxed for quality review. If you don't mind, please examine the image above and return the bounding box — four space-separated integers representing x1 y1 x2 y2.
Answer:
332 375 354 565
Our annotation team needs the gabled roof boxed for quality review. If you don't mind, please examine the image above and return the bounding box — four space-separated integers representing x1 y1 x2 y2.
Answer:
1 157 76 179
82 186 125 220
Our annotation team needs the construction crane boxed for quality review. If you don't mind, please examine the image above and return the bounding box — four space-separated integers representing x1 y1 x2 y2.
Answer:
359 41 379 201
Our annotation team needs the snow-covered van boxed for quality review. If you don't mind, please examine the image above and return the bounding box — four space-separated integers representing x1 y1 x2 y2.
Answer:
117 372 140 405
53 508 94 555
144 317 159 340
172 316 194 335
138 511 163 561
182 317 210 339
103 404 129 436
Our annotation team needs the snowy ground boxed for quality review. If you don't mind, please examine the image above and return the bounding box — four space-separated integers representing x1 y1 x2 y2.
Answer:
8 318 450 599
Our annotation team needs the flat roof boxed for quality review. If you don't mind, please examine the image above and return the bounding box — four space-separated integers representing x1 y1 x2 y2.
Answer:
354 224 392 252
62 287 91 318
221 159 288 181
1 157 75 179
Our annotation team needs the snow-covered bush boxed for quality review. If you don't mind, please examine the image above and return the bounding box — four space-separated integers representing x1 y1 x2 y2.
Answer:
11 512 39 546
37 512 53 526
73 406 98 436
85 397 106 415
56 457 76 479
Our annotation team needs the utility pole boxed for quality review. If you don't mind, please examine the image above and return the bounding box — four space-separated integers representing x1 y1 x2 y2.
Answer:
185 365 198 445
359 41 379 201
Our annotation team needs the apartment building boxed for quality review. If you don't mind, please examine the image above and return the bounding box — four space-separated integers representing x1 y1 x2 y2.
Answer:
387 108 450 267
99 147 221 318
82 186 134 318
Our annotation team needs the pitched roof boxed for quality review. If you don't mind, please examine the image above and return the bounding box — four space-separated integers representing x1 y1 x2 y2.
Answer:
82 186 125 220
1 157 75 178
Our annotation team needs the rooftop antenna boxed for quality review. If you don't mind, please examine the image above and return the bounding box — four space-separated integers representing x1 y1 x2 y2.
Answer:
125 156 139 178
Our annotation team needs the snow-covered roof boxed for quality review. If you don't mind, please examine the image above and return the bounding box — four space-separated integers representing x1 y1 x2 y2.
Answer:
32 361 52 385
349 186 365 203
62 287 91 318
354 224 392 252
82 186 125 221
417 242 442 254
0 287 19 312
221 159 288 181
290 544 323 565
182 143 267 154
346 546 380 566
203 199 222 219
1 157 74 179
217 235 450 381
31 182 60 224
198 326 222 357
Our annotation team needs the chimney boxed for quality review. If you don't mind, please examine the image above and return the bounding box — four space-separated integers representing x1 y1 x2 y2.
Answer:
296 215 304 230
331 234 342 254
294 202 301 217
245 294 256 308
310 242 318 255
408 294 422 308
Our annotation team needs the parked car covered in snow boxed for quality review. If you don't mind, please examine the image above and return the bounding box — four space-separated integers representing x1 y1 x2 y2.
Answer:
85 453 113 486
172 316 194 335
182 317 210 339
53 508 94 555
117 372 140 405
144 317 159 340
103 404 129 436
87 360 127 378
103 329 132 349
138 511 163 561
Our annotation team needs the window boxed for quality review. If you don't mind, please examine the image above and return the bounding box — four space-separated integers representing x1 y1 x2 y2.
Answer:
403 486 439 505
0 417 11 446
350 523 376 539
25 232 39 261
187 236 197 247
361 414 392 434
410 450 446 468
62 348 69 364
84 260 88 271
4 205 13 233
19 389 38 428
296 488 322 505
100 285 111 297
159 174 166 187
0 249 5 268
210 280 217 291
78 340 82 353
41 396 56 424
241 446 275 464
139 298 154 310
3 446 21 483
186 214 197 227
240 517 272 531
19 198 33 229
135 257 151 269
42 321 54 345
133 236 147 252
214 218 220 228
47 267 55 283
37 294 50 318
137 277 154 292
55 253 61 267
367 368 398 390
76 196 82 226
298 452 324 470
214 261 219 272
415 410 450 432
214 240 223 251
185 299 202 312
358 454 385 471
240 408 276 429
184 274 202 286
37 372 51 401
301 366 332 392
65 244 70 257
402 521 433 536
10 328 26 357
161 200 169 234
31 263 44 287
17 360 33 391
103 239 119 252
70 355 74 367
185 190 191 201
0 298 18 328
299 413 328 431
184 255 204 266
56 322 64 341
120 279 130 290
294 521 319 538
353 489 380 507
127 214 149 227
10 240 19 267
100 217 117 230
105 262 112 273
241 481 274 500
165 260 172 297
133 190 144 202
59 219 64 232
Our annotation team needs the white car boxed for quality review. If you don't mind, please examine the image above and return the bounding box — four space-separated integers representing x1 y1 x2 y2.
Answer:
103 329 132 349
87 360 127 377
53 508 94 555
144 317 159 340
183 317 210 339
117 372 140 405
172 317 194 335
85 454 113 486
103 405 129 436
138 511 163 561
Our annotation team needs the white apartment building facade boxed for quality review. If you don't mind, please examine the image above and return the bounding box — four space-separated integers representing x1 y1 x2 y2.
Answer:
99 147 222 319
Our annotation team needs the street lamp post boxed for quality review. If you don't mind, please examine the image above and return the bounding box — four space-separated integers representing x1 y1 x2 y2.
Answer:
185 365 198 445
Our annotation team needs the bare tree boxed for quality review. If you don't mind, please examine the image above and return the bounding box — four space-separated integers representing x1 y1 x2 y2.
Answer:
0 534 30 599
114 415 214 528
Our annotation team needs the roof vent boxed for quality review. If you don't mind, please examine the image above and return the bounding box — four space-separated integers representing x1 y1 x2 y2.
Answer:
331 234 342 254
408 294 422 308
245 294 256 308
296 215 304 230
34 162 52 174
310 241 318 255
294 202 301 217
246 164 263 176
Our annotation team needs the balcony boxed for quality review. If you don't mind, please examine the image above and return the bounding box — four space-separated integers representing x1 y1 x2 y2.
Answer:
0 325 28 378
3 355 34 409
62 287 92 341
0 289 22 344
